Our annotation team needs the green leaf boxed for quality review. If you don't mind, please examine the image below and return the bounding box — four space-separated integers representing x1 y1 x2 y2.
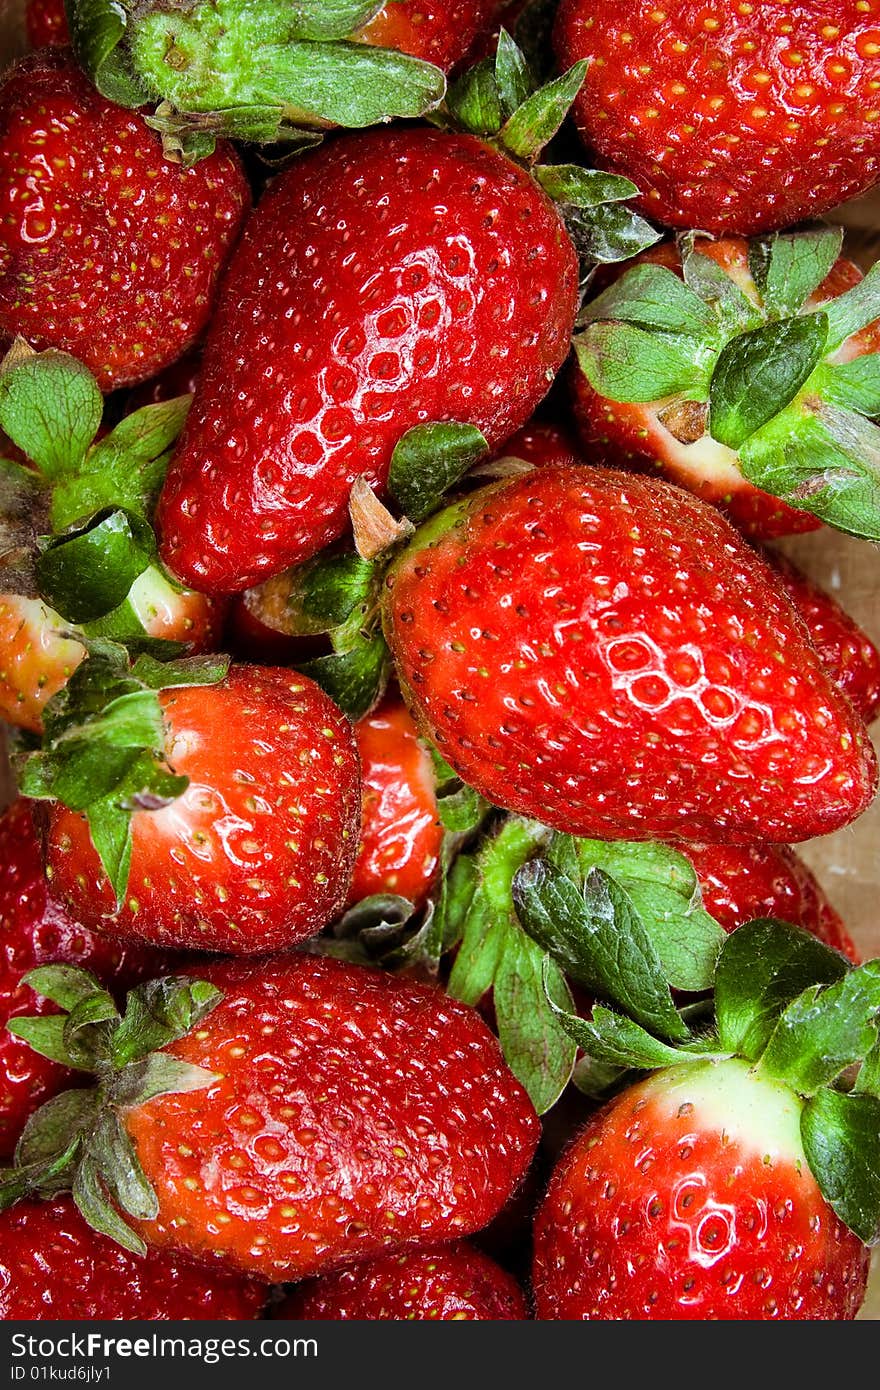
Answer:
85 799 133 908
429 747 491 834
571 1053 627 1098
855 1035 880 1098
36 510 156 625
581 264 716 337
758 961 880 1095
575 323 701 403
749 226 843 319
681 246 761 335
494 938 576 1114
0 350 103 482
824 262 880 352
433 853 479 953
513 862 690 1043
14 1090 98 1170
389 423 489 523
110 1053 221 1110
300 628 389 721
6 1016 87 1069
446 59 504 137
714 918 850 1061
801 1088 880 1244
296 552 376 630
564 202 661 266
66 0 149 106
494 29 534 118
73 1156 147 1257
287 1 386 40
87 1112 158 1222
709 313 829 449
110 976 224 1069
499 60 588 162
22 964 107 1013
129 652 231 691
544 987 708 1070
547 836 725 992
822 356 880 417
535 164 638 210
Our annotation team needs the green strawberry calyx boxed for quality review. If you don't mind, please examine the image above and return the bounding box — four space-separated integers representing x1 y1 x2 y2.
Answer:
0 967 223 1255
513 841 880 1245
18 639 230 905
442 31 660 270
574 224 880 541
65 0 448 164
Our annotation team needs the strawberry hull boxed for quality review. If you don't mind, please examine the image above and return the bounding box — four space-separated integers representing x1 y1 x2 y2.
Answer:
384 467 878 844
157 127 579 594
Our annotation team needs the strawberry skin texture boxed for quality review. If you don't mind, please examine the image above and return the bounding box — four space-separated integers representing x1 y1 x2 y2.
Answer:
0 51 250 391
358 1 510 69
25 0 69 47
533 1059 869 1320
0 800 181 1158
384 467 877 844
0 594 84 734
123 953 539 1282
279 1242 528 1321
555 0 880 235
349 695 444 910
157 127 579 594
498 419 582 470
0 1198 267 1320
683 841 858 962
769 551 880 727
44 666 361 954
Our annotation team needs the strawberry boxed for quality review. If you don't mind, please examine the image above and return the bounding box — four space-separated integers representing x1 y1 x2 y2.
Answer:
571 230 880 541
2 955 539 1282
0 1198 267 1320
533 1057 870 1319
768 551 880 727
494 419 582 471
383 465 877 845
25 0 69 48
554 0 880 235
33 660 361 955
349 695 444 910
0 50 249 390
356 1 512 69
0 800 181 1159
682 841 858 962
509 874 880 1317
278 1242 528 1320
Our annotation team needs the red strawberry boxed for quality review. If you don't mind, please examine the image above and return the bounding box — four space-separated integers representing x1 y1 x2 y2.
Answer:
43 664 361 954
5 954 539 1282
768 551 880 727
349 695 444 910
571 234 880 541
157 125 580 593
533 1058 869 1319
382 466 877 844
0 800 181 1159
554 0 880 234
0 50 249 390
0 1197 267 1320
495 419 582 471
278 1242 527 1321
357 1 511 70
25 0 69 48
683 841 858 962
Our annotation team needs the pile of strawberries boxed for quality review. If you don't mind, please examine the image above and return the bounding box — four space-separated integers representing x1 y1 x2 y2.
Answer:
1 0 880 1323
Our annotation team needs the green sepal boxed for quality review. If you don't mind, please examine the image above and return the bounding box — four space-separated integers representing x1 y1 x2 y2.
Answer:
680 243 761 335
429 748 491 834
36 510 157 625
23 964 112 1013
65 0 150 107
542 977 729 1071
575 322 704 403
535 164 639 210
292 552 376 632
498 60 587 163
0 348 103 483
757 961 880 1096
15 1090 98 1174
571 1053 628 1098
564 201 660 267
822 356 880 417
129 652 231 691
855 1035 880 1098
88 1111 158 1222
580 264 716 337
801 1088 880 1245
493 937 576 1115
145 103 324 164
388 423 489 523
300 627 390 722
494 28 535 118
73 1156 147 1257
6 1016 90 1069
714 918 850 1061
709 312 829 450
823 262 880 353
512 861 691 1044
446 59 503 137
286 1 386 41
748 225 843 320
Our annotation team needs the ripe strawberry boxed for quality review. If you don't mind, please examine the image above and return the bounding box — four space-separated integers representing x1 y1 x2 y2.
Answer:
356 1 511 69
25 0 69 47
533 1058 869 1319
0 800 181 1158
278 1242 527 1321
349 695 444 910
768 551 880 727
0 576 225 735
4 954 539 1282
0 1198 267 1320
554 0 880 234
683 841 858 962
0 50 249 390
383 466 877 844
157 126 579 593
39 663 361 954
494 419 581 471
571 232 880 541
